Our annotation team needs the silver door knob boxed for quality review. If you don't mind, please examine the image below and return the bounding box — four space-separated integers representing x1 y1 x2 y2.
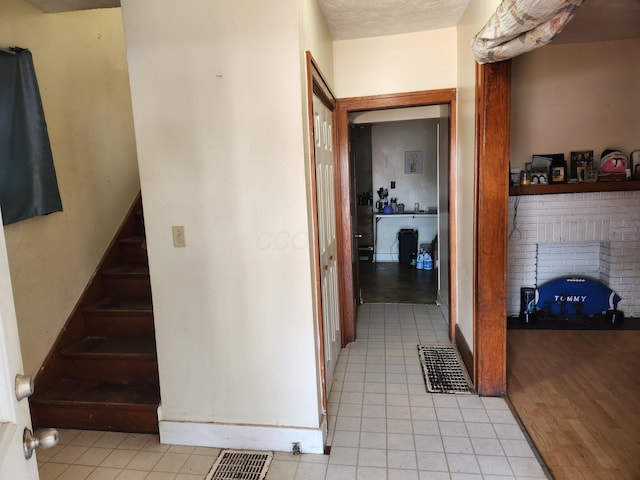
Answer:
15 374 34 401
23 428 59 460
354 234 363 238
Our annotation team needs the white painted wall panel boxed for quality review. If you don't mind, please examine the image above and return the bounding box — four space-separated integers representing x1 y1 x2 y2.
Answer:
121 0 325 446
454 0 503 351
333 28 458 99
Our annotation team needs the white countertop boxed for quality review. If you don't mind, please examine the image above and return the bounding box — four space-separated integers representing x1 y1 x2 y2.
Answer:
374 211 437 217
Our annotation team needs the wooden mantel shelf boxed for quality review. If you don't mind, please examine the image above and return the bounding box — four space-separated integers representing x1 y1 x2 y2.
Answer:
510 180 640 196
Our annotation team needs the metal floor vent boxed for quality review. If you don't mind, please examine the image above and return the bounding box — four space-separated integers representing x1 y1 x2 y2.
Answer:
417 344 474 394
205 450 273 480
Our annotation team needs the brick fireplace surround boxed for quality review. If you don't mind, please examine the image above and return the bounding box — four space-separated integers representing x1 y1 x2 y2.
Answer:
507 190 640 318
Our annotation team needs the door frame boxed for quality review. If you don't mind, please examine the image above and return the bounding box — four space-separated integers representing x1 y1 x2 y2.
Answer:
305 52 338 413
473 61 511 396
335 89 458 344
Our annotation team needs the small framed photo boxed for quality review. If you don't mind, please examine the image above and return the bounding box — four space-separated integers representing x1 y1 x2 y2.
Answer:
585 168 598 183
551 165 566 183
533 153 565 184
531 171 548 185
631 150 640 179
577 165 587 182
570 150 594 180
404 151 424 174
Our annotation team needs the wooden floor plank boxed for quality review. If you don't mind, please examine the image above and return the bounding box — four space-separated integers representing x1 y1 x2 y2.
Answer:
508 330 640 480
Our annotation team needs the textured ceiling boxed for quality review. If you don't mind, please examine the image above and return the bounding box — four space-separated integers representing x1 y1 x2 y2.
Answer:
21 0 640 43
317 0 469 40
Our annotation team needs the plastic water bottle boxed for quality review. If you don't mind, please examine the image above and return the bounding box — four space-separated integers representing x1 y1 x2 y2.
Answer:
424 253 433 270
416 251 424 269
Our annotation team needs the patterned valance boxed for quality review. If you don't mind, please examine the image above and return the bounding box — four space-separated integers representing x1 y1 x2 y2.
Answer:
472 0 584 64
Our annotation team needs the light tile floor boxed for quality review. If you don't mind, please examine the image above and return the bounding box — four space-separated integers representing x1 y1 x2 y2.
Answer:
37 303 549 480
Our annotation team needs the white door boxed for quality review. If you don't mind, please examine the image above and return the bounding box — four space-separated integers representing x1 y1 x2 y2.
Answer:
313 94 341 396
0 211 41 480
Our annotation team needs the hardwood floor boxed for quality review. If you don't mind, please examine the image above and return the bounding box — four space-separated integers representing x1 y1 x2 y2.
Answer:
508 330 640 480
358 260 437 304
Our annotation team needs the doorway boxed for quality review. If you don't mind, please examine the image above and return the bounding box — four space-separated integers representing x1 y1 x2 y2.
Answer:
335 89 458 344
349 108 449 307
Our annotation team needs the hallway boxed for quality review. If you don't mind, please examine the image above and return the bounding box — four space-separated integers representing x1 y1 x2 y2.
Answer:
36 304 548 479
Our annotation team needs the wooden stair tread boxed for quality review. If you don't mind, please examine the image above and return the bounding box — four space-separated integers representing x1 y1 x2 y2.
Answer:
62 336 157 357
103 264 149 276
119 235 145 245
32 378 160 406
85 297 153 314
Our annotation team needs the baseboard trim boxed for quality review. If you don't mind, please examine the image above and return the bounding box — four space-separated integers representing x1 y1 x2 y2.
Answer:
158 407 326 454
436 292 449 328
455 324 474 385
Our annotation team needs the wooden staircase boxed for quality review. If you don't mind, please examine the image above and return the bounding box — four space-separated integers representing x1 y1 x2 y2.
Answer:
30 194 160 433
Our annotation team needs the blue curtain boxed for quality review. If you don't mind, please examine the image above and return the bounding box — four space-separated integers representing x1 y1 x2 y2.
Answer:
0 47 62 225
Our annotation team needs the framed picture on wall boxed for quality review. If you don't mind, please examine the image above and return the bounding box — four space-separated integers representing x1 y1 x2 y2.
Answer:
404 151 424 174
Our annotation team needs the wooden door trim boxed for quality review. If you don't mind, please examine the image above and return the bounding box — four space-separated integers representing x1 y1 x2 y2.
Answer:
336 89 458 345
473 61 511 396
305 52 337 412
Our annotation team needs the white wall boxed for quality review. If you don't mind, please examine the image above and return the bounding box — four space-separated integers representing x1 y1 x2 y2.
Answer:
333 28 458 98
455 0 502 352
511 39 640 170
372 119 438 213
297 0 333 83
121 0 327 450
1 0 140 375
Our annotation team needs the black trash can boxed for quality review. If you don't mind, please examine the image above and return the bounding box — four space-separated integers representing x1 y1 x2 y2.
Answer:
398 229 418 265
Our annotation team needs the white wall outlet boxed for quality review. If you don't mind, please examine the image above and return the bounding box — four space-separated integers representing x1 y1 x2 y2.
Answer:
172 226 186 247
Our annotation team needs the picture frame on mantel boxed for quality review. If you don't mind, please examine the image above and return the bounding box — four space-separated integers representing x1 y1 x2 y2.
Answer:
551 164 566 183
535 153 565 184
631 150 640 179
571 150 594 181
404 151 424 174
